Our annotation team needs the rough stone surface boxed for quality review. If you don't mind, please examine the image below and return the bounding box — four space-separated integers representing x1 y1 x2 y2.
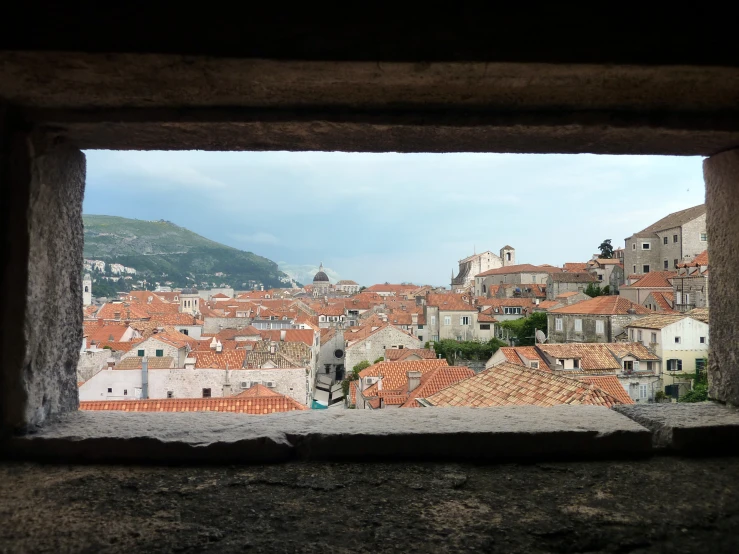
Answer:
1 458 739 552
22 141 85 430
6 406 651 463
704 150 739 405
614 402 739 451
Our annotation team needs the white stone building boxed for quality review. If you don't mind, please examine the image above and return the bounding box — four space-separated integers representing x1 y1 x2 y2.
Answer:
451 246 515 291
345 325 422 371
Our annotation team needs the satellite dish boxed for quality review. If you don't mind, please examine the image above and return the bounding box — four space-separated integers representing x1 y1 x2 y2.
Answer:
535 330 547 344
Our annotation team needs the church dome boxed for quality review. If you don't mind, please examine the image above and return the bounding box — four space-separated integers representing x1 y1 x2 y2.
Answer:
313 263 329 283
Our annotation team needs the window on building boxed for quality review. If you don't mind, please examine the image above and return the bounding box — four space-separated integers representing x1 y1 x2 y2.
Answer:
651 332 657 344
504 307 522 315
624 360 634 371
673 234 678 243
674 336 681 344
674 259 678 268
431 316 436 326
685 293 691 304
667 359 683 371
418 324 424 329
700 233 707 242
596 320 604 335
107 387 112 393
418 335 423 342
482 284 486 293
555 318 563 331
479 324 490 330
506 252 511 261
696 358 707 372
647 361 653 371
637 330 642 341
632 244 636 250
573 359 580 369
181 329 188 335
664 260 669 269
639 385 648 399
137 349 145 357
202 388 211 398
598 274 603 281
443 316 451 325
629 329 634 341
114 312 121 320
123 389 128 395
642 265 650 273
460 316 470 325
642 243 650 250
557 359 565 367
574 319 582 332
700 336 706 344
633 265 637 274
432 335 439 342
167 391 173 398
155 349 164 357
663 236 668 245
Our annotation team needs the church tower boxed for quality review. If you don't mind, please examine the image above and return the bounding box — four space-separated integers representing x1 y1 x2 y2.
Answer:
500 245 516 267
82 273 92 306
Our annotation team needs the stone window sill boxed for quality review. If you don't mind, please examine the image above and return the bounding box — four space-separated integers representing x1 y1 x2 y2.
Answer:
3 403 738 464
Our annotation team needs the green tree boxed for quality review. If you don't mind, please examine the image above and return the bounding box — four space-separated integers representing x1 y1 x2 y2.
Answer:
352 360 371 378
373 356 384 364
499 312 548 346
584 283 603 298
432 338 506 364
598 239 614 259
679 383 708 402
602 285 611 295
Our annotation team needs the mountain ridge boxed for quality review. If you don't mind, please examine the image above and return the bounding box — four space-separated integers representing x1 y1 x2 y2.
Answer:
83 215 296 290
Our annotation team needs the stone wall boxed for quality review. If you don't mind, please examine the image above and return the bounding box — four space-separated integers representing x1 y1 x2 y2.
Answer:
682 213 708 261
79 367 309 405
1 137 85 432
438 310 478 341
120 337 184 367
345 326 422 371
203 317 253 335
77 350 121 383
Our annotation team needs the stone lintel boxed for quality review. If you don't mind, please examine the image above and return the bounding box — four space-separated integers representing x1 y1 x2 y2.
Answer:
614 403 739 452
5 406 651 464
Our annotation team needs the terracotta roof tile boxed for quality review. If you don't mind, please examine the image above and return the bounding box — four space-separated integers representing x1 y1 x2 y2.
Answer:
80 394 307 414
116 356 175 370
235 383 282 397
686 307 709 323
625 313 688 330
628 204 705 239
401 366 475 407
622 271 676 289
549 272 598 283
563 263 589 272
423 362 625 408
191 350 248 369
476 264 563 277
577 376 634 405
426 294 477 312
549 296 653 315
358 359 449 398
384 348 437 361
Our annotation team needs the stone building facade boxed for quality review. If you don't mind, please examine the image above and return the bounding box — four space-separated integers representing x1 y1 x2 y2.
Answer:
451 246 515 291
345 326 422 371
475 264 561 297
78 367 309 405
546 272 598 300
547 296 653 343
120 336 189 367
624 204 707 275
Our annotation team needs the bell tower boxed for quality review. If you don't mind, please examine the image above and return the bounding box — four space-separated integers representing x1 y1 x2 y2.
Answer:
82 273 92 306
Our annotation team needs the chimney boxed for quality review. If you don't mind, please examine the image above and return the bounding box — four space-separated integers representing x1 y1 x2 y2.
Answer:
407 371 422 392
106 358 116 370
269 342 277 354
184 357 195 369
411 313 418 325
141 358 149 399
377 377 383 391
280 329 286 342
216 340 223 353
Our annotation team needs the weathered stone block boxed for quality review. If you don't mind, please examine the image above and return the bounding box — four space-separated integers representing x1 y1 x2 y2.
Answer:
614 402 739 452
7 406 652 463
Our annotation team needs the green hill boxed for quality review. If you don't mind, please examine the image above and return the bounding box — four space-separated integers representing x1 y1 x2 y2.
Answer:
83 215 294 291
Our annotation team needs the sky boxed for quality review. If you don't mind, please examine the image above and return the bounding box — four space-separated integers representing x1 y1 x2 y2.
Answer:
84 151 706 287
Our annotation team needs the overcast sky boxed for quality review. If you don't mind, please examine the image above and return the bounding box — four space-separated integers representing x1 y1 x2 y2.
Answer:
84 151 705 287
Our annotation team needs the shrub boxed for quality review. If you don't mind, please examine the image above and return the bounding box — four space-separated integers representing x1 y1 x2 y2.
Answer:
654 390 667 402
352 360 371 379
679 383 708 403
373 356 384 364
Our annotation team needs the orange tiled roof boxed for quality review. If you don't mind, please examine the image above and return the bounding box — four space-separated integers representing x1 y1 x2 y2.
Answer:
426 293 477 312
79 394 307 414
686 307 709 324
116 356 175 370
549 296 653 315
358 359 450 397
86 325 132 343
476 264 563 277
536 300 561 310
259 329 316 347
577 376 634 405
563 263 589 272
97 341 137 352
384 348 437 362
497 347 550 370
234 383 282 397
555 292 580 299
423 362 625 408
365 284 418 293
214 327 261 340
191 350 248 369
625 313 688 330
622 271 676 289
647 291 676 313
678 250 708 268
401 366 476 408
148 313 201 326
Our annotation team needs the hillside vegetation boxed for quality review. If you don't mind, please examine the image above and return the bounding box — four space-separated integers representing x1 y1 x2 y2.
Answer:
83 215 293 290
